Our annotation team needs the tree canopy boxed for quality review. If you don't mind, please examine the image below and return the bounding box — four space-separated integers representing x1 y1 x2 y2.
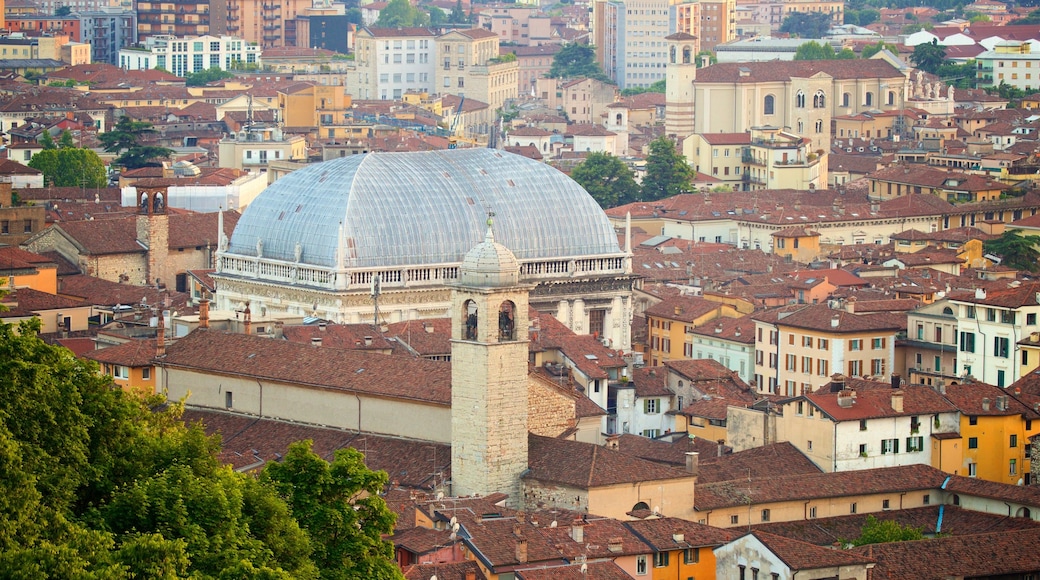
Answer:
376 0 429 27
569 152 640 209
184 67 236 87
984 229 1040 272
910 39 947 75
29 147 107 188
861 40 899 59
793 41 854 61
0 317 404 578
640 136 693 202
99 116 174 170
548 43 611 82
844 515 925 546
779 12 833 39
1011 8 1040 25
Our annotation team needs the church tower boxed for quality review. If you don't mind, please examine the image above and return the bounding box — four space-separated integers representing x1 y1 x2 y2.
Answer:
665 32 698 139
450 217 532 503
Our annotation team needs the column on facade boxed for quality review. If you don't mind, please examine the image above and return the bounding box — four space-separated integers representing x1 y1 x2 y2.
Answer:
557 299 571 329
572 298 585 335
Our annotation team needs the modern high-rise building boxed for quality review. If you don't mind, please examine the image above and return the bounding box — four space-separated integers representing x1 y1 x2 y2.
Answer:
594 0 732 90
118 34 260 74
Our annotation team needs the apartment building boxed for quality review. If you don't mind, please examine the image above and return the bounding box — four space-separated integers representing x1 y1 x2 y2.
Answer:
903 299 960 388
353 27 437 101
593 0 688 89
976 40 1040 92
948 283 1040 387
119 35 260 75
435 28 518 111
645 294 742 366
753 304 903 396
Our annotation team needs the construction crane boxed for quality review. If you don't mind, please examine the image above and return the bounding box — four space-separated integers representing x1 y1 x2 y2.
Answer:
448 95 464 149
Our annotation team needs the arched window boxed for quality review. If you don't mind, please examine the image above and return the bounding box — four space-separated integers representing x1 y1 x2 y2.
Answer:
670 46 677 64
943 306 954 315
952 494 960 506
795 91 806 108
842 92 850 108
464 300 478 341
498 300 516 341
1017 507 1031 518
887 91 896 106
616 113 623 125
814 91 825 108
764 95 775 115
865 92 874 107
797 120 804 134
815 119 824 133
633 501 650 512
682 46 692 64
139 192 149 210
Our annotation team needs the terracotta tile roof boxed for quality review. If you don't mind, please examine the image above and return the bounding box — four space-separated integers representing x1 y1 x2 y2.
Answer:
503 145 543 161
524 434 692 488
697 442 822 485
565 124 616 137
168 210 240 249
695 59 902 84
829 153 883 174
182 409 451 488
45 63 182 86
163 329 452 406
41 210 240 255
509 127 551 137
529 309 624 378
849 298 921 313
629 366 670 397
753 505 1040 545
947 281 1040 308
695 464 949 510
664 358 742 384
385 317 452 358
699 132 750 145
1 287 87 316
391 525 456 555
187 269 215 292
788 269 868 287
760 303 905 334
853 528 1040 580
772 226 819 238
624 517 732 550
16 186 122 204
404 561 486 580
56 337 97 357
687 314 756 344
944 472 1040 506
0 158 40 175
0 245 56 271
282 323 395 352
644 294 728 324
885 248 963 267
515 562 630 580
806 382 958 421
941 381 1040 417
610 433 722 467
453 28 499 39
83 338 158 367
750 531 876 570
58 275 190 309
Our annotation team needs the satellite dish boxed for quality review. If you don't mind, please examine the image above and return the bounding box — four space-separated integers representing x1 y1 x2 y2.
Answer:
450 516 457 527
436 491 444 500
549 520 558 528
452 522 460 533
580 563 588 574
653 505 660 515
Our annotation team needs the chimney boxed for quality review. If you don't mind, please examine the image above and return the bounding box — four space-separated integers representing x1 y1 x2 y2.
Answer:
465 572 476 580
673 531 685 543
891 390 904 413
717 439 725 457
982 397 991 411
516 538 528 563
830 374 847 392
674 305 683 315
199 299 210 329
685 451 699 476
838 388 855 408
831 315 840 328
318 321 327 332
606 434 620 450
891 374 901 390
156 309 166 357
243 302 252 335
607 537 623 553
311 336 323 346
425 322 435 333
975 287 987 300
570 519 585 543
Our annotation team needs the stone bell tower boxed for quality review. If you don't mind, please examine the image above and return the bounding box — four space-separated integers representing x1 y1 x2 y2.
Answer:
136 184 169 288
665 32 698 139
450 217 532 503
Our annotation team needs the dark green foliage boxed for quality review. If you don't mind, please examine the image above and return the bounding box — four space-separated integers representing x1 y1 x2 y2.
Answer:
99 116 174 169
779 12 833 39
58 129 76 148
569 152 640 209
861 41 898 59
39 129 56 150
1011 8 1040 25
28 148 107 188
184 67 236 87
0 317 399 578
794 41 837 61
621 79 665 96
55 6 71 15
910 39 947 75
549 43 611 82
449 0 467 24
984 229 1040 273
695 50 716 68
640 136 693 202
844 515 925 546
376 0 429 27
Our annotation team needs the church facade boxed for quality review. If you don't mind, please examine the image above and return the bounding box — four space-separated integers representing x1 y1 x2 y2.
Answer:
212 149 637 350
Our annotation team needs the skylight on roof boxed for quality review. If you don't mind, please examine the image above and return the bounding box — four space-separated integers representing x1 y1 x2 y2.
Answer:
585 354 598 360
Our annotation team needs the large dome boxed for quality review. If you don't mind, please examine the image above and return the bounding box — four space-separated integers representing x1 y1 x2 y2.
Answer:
226 149 622 269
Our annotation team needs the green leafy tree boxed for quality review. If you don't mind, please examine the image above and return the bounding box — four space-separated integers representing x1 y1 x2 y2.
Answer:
184 67 236 87
910 39 947 74
794 41 836 61
845 515 925 546
621 78 665 96
640 136 693 202
984 229 1040 272
428 5 445 25
779 12 833 38
59 129 75 148
449 0 467 24
987 80 1027 100
549 43 611 82
1011 8 1040 25
570 152 640 209
55 6 71 15
695 50 716 68
99 116 174 169
39 129 56 149
29 148 107 188
261 441 403 580
861 41 898 59
346 7 363 25
376 0 429 27
836 47 856 59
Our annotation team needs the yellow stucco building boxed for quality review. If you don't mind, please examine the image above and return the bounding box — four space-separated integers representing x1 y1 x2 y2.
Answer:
645 295 741 366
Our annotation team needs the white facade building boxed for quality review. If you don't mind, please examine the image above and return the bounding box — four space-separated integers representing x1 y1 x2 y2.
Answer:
352 27 437 100
949 284 1040 387
118 35 260 75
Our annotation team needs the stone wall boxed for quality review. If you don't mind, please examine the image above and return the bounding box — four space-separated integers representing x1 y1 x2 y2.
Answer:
527 376 577 438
